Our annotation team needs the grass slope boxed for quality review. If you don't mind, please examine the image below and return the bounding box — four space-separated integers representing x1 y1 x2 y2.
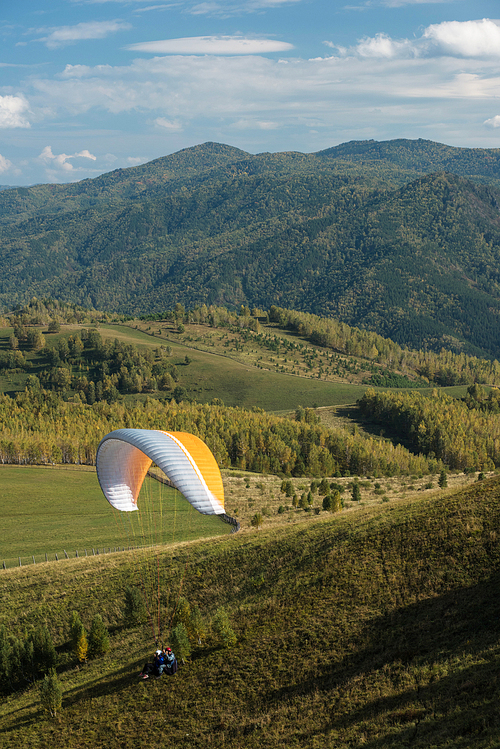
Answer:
0 320 373 408
100 323 372 409
1 477 499 748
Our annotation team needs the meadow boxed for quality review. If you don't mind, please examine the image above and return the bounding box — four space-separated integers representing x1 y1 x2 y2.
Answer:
0 466 231 568
0 320 402 410
0 475 499 748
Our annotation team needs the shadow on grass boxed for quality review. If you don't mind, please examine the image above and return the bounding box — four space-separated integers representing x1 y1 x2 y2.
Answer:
261 571 500 746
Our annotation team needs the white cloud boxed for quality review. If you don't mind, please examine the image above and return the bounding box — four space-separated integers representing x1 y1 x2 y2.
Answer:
423 19 500 58
37 20 131 49
127 156 147 164
29 45 500 122
379 0 456 6
154 117 183 130
20 18 500 162
38 146 97 171
484 115 500 128
189 0 301 11
126 35 293 55
0 95 31 128
329 18 500 60
71 0 302 10
134 4 181 11
354 33 416 58
0 154 13 174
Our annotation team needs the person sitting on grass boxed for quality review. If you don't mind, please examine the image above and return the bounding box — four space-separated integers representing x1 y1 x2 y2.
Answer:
163 647 178 675
140 650 165 679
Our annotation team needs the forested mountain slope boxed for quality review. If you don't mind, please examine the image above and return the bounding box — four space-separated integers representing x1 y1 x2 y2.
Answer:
2 140 500 356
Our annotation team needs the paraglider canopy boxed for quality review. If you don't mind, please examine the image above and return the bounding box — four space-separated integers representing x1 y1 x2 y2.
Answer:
96 428 225 515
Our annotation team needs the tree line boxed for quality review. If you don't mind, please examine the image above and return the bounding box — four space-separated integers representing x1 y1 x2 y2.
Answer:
0 390 440 477
358 386 500 471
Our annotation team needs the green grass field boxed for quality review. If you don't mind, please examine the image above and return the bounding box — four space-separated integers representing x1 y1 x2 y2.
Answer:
0 466 231 568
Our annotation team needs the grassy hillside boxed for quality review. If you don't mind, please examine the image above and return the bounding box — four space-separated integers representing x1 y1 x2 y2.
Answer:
1 476 499 748
0 318 390 409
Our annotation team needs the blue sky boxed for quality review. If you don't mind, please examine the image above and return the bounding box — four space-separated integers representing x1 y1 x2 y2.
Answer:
1 0 500 185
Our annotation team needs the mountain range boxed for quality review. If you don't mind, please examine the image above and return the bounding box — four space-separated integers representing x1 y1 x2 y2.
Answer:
2 138 500 358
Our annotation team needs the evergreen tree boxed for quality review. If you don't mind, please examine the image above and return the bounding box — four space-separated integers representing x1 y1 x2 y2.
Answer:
0 625 11 690
31 624 57 677
88 614 110 658
318 478 330 495
352 481 361 502
212 607 237 649
438 470 448 488
39 669 63 717
331 490 343 512
123 586 146 626
69 611 85 652
170 623 191 664
322 494 333 511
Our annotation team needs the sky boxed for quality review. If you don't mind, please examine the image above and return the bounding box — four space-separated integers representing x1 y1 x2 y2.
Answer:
1 0 500 185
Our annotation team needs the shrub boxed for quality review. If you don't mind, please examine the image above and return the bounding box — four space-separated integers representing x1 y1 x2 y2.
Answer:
212 607 237 649
88 615 110 658
251 512 263 529
318 478 330 495
170 623 191 664
39 669 63 717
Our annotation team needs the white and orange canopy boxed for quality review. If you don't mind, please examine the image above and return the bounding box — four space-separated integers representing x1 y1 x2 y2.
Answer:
96 428 225 515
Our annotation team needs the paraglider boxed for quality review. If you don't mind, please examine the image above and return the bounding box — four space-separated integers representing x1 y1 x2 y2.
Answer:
96 428 238 529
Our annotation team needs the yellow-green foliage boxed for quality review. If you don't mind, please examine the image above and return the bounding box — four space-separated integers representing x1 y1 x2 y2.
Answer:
39 670 63 717
359 387 500 470
88 615 110 658
75 630 88 664
212 607 237 648
1 477 500 747
270 305 500 386
0 391 437 477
